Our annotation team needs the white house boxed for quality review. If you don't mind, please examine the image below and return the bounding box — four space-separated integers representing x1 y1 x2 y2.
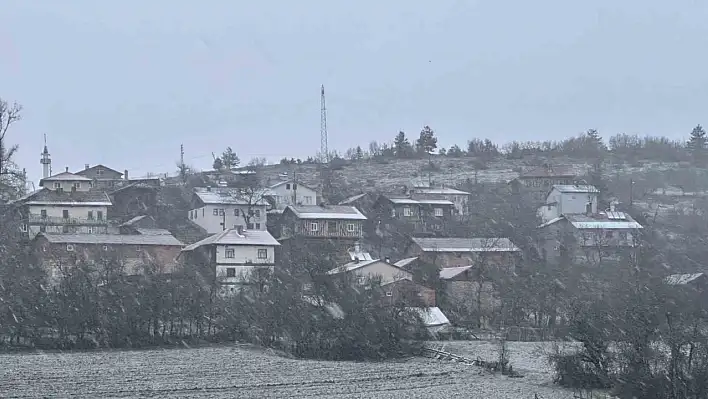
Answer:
327 258 413 285
181 228 280 293
14 169 112 239
538 185 599 222
408 185 471 216
188 188 268 234
266 180 317 211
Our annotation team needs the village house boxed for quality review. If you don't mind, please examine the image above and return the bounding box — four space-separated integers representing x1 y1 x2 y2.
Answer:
537 207 643 264
75 164 125 189
380 278 436 307
509 164 576 203
265 180 318 211
278 204 367 240
14 169 112 239
188 187 268 234
373 194 455 233
406 183 471 216
538 185 600 223
33 232 184 284
404 237 521 271
180 228 280 294
327 258 413 285
439 266 500 329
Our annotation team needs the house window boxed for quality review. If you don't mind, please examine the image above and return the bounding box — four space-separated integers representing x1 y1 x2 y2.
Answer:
54 182 61 189
225 248 235 258
88 210 94 220
41 209 47 218
63 210 69 219
97 211 103 220
213 209 219 216
247 223 254 229
226 268 236 277
218 209 225 216
258 249 268 259
310 222 318 231
234 209 240 216
19 224 27 232
103 245 109 251
434 208 443 217
286 183 291 190
136 245 143 253
255 223 261 229
390 208 396 217
254 209 261 218
96 168 103 176
66 244 75 252
328 221 337 232
357 276 366 285
74 182 81 189
304 196 312 204
347 223 356 232
87 227 94 234
202 209 205 217
403 207 412 217
62 225 69 233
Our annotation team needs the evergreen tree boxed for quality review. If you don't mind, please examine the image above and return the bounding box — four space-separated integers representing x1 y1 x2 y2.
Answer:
393 131 412 158
221 147 240 169
416 125 438 154
687 124 707 163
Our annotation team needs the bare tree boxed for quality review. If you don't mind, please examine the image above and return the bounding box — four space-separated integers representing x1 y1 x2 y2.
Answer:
0 98 21 177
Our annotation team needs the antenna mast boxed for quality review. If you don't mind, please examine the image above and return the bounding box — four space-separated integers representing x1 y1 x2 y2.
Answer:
320 85 328 164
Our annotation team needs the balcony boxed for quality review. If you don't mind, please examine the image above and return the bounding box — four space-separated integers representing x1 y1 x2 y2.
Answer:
28 214 108 225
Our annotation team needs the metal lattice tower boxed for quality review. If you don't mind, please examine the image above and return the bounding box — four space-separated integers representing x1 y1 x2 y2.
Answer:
320 85 329 164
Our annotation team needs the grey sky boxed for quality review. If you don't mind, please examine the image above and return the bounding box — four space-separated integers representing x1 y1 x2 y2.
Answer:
2 1 707 182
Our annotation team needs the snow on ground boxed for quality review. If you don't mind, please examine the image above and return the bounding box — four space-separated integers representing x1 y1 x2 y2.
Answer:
0 342 582 398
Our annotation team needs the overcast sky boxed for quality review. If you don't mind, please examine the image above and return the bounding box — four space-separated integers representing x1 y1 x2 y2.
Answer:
2 0 707 182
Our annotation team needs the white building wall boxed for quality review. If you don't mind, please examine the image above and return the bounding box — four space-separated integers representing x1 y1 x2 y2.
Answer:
26 204 109 238
42 181 91 192
539 189 598 221
270 183 317 206
188 204 267 234
214 244 277 286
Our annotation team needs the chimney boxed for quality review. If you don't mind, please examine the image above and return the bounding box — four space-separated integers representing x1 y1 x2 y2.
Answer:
610 202 616 212
65 166 69 173
85 164 89 170
124 170 129 181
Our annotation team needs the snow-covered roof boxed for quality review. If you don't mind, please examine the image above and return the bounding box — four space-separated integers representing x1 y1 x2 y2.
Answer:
20 188 112 206
39 233 183 246
553 185 599 194
411 237 520 252
40 171 92 182
538 213 643 230
339 193 368 205
193 188 268 206
411 187 470 196
665 273 706 285
387 197 454 206
268 180 316 192
326 259 381 275
135 228 172 236
394 257 418 268
182 229 280 251
120 215 148 227
439 266 474 280
408 307 450 327
286 205 367 220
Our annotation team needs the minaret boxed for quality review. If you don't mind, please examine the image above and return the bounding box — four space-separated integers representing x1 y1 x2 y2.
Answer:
40 134 51 178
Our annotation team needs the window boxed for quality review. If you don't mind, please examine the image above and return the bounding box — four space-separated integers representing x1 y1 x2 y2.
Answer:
347 223 356 232
434 208 443 217
390 208 396 217
53 182 61 189
225 248 235 258
88 210 94 220
255 223 261 229
96 168 103 176
194 210 197 219
254 209 261 218
218 209 225 216
247 223 254 229
403 207 412 217
87 227 94 234
66 244 75 252
103 245 109 251
328 221 337 232
40 226 46 233
62 210 69 219
202 208 205 217
286 183 291 190
19 224 27 232
97 211 103 220
62 225 69 233
304 196 312 204
357 276 366 285
258 249 268 259
74 182 81 189
234 209 240 216
226 268 236 277
213 209 219 216
136 245 142 253
310 222 318 231
41 209 47 218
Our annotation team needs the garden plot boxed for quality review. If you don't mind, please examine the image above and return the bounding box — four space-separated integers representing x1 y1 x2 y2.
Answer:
0 343 580 398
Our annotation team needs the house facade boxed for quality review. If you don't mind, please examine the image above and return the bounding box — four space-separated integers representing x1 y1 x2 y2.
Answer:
380 278 436 307
327 259 413 285
537 211 643 265
404 237 521 271
509 164 576 203
188 188 268 234
266 180 317 209
538 185 600 222
279 205 367 240
373 194 455 233
181 228 280 294
16 170 112 239
75 164 126 189
407 186 471 216
34 233 183 284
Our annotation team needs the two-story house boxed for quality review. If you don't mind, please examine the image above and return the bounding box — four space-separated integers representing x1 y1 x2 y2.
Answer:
75 164 125 189
188 187 268 234
509 164 576 203
279 204 367 240
538 185 600 223
404 237 521 271
14 169 112 239
406 185 471 216
537 207 643 265
34 232 184 285
180 228 280 293
373 194 455 233
265 180 318 211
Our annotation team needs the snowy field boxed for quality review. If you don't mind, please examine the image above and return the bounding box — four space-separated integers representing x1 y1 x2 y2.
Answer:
0 342 583 398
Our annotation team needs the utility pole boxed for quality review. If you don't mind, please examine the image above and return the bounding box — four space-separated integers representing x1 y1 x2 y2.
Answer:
180 144 184 166
320 85 329 164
